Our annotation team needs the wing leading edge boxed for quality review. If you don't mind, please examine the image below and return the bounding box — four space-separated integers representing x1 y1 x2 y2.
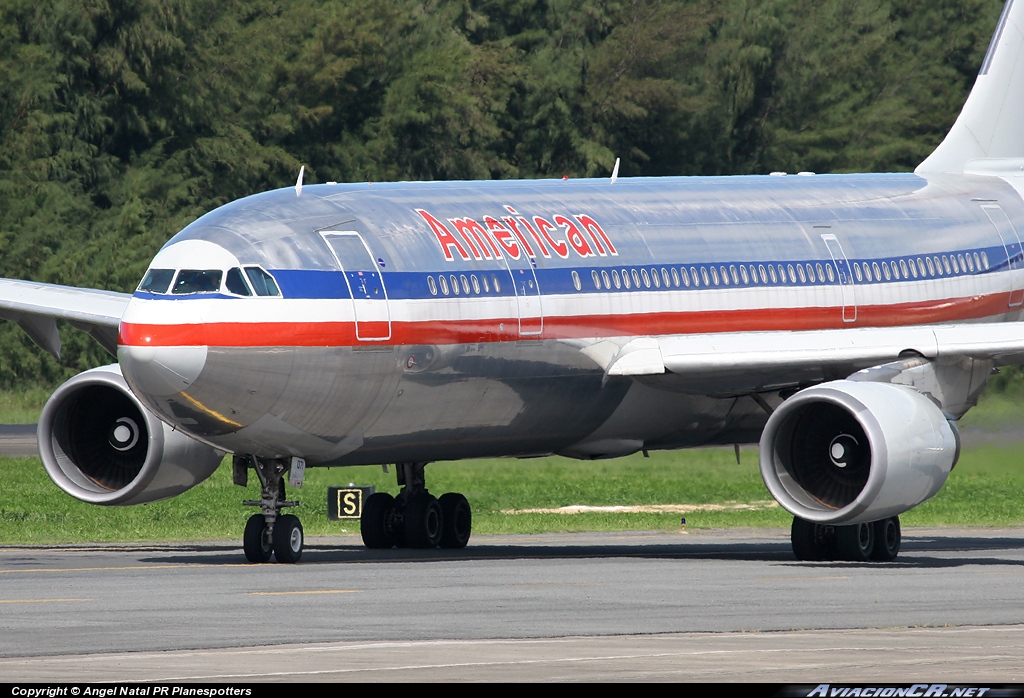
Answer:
0 279 131 358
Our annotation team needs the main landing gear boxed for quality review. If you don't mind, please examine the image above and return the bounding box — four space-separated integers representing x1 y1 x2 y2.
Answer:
360 462 472 550
791 515 901 562
236 456 304 564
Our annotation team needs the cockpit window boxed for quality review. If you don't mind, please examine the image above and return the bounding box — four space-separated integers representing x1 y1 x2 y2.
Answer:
138 269 175 294
245 267 281 297
172 270 223 294
225 267 252 296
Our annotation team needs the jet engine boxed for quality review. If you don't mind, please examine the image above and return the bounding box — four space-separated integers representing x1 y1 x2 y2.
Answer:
759 380 959 526
38 364 223 505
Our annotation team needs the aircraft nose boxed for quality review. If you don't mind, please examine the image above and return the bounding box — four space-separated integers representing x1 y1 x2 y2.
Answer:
118 343 209 397
117 299 208 397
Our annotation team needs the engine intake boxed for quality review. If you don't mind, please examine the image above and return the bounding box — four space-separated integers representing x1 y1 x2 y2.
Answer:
759 380 959 525
39 364 223 505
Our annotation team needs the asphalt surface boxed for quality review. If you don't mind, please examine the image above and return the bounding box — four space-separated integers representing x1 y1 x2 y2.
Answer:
5 425 1024 681
1 529 1023 681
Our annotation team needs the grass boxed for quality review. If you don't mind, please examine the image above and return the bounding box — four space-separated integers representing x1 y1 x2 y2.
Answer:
1 384 1022 544
2 442 1023 545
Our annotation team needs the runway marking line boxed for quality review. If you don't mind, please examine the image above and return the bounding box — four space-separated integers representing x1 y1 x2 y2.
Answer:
139 645 982 682
0 564 215 574
0 598 92 604
505 577 602 585
246 590 362 596
758 576 851 582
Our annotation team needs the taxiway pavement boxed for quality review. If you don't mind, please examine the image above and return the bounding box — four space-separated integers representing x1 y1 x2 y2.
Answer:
1 529 1023 681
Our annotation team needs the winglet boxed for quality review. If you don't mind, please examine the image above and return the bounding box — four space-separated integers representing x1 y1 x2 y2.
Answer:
294 165 305 197
917 0 1024 174
610 157 620 184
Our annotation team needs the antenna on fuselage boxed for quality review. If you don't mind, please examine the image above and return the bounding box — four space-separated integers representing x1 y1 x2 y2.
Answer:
610 157 620 184
295 165 305 197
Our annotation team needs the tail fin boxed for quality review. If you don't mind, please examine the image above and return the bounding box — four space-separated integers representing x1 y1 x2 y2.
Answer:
917 0 1024 174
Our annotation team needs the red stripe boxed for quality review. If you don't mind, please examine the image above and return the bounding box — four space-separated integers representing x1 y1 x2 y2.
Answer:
117 293 1013 348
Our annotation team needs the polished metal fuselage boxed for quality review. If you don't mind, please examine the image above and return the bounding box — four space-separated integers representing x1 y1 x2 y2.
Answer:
117 173 1024 465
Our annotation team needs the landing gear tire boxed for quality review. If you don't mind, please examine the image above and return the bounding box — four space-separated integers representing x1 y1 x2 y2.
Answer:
439 492 472 549
361 492 398 549
870 516 901 562
836 521 875 562
404 493 443 549
791 517 836 561
273 514 304 564
243 514 272 563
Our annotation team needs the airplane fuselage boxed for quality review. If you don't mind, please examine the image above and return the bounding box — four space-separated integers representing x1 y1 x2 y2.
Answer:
116 172 1024 466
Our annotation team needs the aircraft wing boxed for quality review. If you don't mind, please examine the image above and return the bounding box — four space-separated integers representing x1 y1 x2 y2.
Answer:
592 322 1024 395
0 278 131 358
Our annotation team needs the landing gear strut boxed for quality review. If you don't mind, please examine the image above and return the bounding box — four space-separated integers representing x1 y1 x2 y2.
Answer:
238 455 304 563
791 515 901 562
361 462 472 550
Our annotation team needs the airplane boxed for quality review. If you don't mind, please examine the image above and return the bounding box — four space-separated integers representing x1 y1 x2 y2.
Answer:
2 1 1024 565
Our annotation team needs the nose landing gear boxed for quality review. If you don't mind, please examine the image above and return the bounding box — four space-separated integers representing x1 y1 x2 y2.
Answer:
361 462 472 550
237 455 303 563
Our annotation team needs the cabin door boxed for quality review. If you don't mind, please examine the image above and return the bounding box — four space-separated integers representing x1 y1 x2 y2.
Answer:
501 254 543 336
820 231 857 323
322 232 392 341
981 205 1024 307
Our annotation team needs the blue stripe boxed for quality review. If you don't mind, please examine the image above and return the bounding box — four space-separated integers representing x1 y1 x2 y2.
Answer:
134 244 1008 300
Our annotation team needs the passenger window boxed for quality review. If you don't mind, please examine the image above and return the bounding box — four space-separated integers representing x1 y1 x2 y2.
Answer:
981 251 990 269
642 269 651 288
622 268 632 289
173 270 223 295
612 269 621 289
138 269 175 294
428 276 438 296
439 276 449 295
651 269 661 288
797 264 806 283
225 268 252 296
571 271 581 291
601 270 611 289
853 264 862 282
492 275 501 293
671 268 680 287
244 267 281 297
461 274 471 294
471 275 481 294
450 274 460 295
592 270 601 289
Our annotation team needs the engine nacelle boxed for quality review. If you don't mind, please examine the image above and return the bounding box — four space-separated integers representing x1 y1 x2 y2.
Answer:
39 364 224 505
759 380 959 525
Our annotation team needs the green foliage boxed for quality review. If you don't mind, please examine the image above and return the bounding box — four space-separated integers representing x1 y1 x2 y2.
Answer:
0 0 1009 384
